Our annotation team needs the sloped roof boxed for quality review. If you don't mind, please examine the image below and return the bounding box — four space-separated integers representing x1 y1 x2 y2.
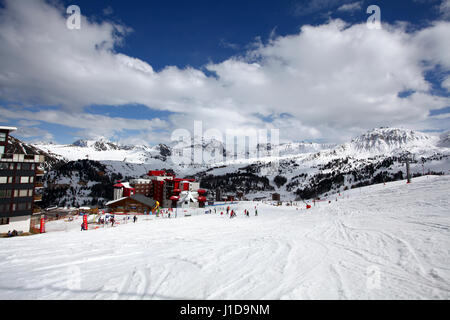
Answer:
105 197 128 206
131 194 156 207
106 194 156 208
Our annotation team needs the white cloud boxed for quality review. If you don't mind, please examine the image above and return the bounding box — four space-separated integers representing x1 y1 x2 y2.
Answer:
103 6 114 16
18 120 41 127
337 2 362 12
293 0 352 16
0 0 449 144
440 0 450 18
0 106 168 144
443 76 450 91
219 39 240 50
15 126 54 141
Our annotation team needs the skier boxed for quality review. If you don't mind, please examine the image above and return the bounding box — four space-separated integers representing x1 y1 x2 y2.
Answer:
133 215 137 223
255 209 258 216
221 211 223 216
110 217 115 227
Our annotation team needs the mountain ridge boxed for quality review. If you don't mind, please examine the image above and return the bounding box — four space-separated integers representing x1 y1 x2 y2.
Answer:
8 127 449 207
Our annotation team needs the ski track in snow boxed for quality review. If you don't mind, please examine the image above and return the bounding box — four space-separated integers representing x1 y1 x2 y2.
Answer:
0 176 449 300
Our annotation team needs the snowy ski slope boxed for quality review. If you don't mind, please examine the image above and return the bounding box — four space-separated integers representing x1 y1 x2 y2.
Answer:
0 175 449 299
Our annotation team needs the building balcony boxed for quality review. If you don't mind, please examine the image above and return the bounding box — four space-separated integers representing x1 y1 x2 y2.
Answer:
36 169 45 176
34 195 43 202
0 153 45 163
34 182 44 188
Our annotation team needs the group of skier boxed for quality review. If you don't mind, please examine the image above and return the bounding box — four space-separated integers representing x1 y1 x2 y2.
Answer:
217 205 259 219
82 214 140 231
79 204 260 232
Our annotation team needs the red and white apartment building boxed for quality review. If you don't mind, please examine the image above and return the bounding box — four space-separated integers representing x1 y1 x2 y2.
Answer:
111 170 207 210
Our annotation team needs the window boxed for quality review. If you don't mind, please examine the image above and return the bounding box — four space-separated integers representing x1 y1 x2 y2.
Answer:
0 132 6 142
20 176 30 184
0 163 9 170
0 204 9 212
22 163 30 170
16 163 21 170
0 177 12 184
9 163 14 170
17 203 27 211
0 190 12 198
0 146 4 154
19 190 28 197
11 203 16 211
0 218 10 225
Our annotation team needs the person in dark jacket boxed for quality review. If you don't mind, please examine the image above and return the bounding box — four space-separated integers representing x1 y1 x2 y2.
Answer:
133 215 137 223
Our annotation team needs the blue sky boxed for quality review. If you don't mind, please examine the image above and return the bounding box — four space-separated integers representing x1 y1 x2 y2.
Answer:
0 0 449 145
57 0 444 71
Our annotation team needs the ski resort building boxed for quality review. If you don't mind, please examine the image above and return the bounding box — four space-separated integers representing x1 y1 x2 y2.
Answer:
0 127 45 234
108 170 207 210
105 194 156 215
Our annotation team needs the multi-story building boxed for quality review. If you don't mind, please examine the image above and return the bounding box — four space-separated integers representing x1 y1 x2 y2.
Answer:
110 170 207 210
0 127 45 234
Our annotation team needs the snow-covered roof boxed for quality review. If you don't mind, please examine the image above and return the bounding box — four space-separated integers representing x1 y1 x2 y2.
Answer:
114 182 133 189
130 179 152 184
0 126 17 131
105 194 156 208
105 197 128 206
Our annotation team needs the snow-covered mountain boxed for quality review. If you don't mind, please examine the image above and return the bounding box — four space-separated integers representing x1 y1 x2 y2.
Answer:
23 127 450 207
192 127 449 201
35 139 174 164
7 136 62 168
342 127 439 156
72 138 121 151
438 131 450 148
35 137 335 166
